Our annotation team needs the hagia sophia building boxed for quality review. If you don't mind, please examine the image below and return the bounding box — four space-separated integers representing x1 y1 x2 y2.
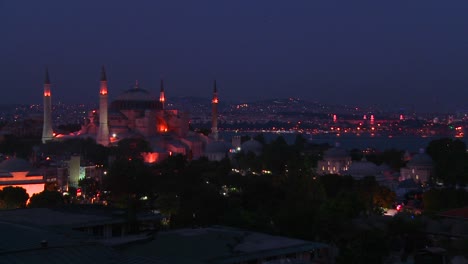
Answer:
41 67 229 163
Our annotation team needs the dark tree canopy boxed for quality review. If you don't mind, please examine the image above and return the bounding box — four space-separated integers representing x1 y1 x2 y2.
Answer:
41 138 109 165
104 157 154 199
0 186 29 209
426 138 468 185
0 135 40 159
28 190 64 208
112 137 152 160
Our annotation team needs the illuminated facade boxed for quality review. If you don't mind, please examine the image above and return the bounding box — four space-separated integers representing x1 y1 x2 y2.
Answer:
90 80 189 139
317 143 351 175
0 158 45 197
400 149 434 184
77 76 194 161
47 69 222 163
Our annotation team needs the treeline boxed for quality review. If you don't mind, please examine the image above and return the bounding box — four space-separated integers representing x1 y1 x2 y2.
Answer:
97 136 402 263
0 187 63 209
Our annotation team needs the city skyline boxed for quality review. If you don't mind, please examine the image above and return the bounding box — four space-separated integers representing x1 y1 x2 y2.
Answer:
2 1 468 112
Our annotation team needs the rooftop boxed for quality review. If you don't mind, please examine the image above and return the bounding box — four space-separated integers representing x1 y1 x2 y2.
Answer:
0 206 160 229
122 226 328 264
0 214 129 264
0 206 163 264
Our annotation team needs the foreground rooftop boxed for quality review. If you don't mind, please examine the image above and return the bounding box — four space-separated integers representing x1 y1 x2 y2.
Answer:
122 226 330 264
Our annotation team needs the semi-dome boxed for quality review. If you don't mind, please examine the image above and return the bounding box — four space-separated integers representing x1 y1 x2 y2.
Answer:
241 139 263 155
0 158 33 172
110 87 161 111
206 141 230 154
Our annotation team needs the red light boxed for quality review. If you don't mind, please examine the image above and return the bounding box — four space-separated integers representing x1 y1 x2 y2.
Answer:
396 204 402 211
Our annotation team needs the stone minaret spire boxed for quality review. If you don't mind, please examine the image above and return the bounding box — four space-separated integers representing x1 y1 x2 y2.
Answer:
42 68 53 143
96 66 110 146
211 80 219 140
159 79 165 109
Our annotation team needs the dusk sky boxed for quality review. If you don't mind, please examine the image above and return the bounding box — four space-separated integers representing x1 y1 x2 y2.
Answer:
2 1 468 112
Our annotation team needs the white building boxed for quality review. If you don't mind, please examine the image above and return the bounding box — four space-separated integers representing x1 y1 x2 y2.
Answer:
317 144 351 175
400 149 434 185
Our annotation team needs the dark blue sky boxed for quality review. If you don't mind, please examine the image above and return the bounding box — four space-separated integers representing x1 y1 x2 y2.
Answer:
1 1 468 112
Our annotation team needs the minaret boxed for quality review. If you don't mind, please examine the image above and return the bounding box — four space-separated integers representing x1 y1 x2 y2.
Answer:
42 68 53 143
211 80 219 140
96 66 110 146
159 79 165 109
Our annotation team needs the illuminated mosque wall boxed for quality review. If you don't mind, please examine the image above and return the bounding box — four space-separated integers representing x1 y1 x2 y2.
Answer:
44 68 220 164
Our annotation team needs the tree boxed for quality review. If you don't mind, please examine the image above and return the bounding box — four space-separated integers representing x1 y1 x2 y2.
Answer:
0 135 40 159
426 138 468 185
78 177 100 198
41 138 109 165
261 136 291 174
112 137 152 160
28 190 63 208
253 133 266 145
293 133 307 151
0 186 29 209
104 157 154 205
336 229 390 264
273 173 325 239
423 188 468 212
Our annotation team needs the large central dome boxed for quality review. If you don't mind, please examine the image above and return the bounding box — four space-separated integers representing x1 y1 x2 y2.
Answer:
110 87 162 111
